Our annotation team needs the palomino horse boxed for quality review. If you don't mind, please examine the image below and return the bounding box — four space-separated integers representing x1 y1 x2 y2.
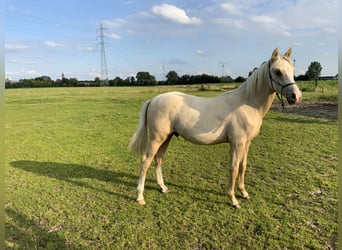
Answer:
129 48 302 208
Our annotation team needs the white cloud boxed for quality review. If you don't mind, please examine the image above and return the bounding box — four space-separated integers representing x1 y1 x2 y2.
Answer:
213 18 246 30
250 15 291 37
90 68 101 78
77 46 96 52
5 42 28 51
24 70 38 75
102 19 125 40
196 49 207 57
7 59 38 65
102 19 125 29
44 41 64 48
221 3 242 16
151 4 202 25
251 15 277 25
6 70 39 79
126 29 135 35
293 0 336 36
109 33 122 40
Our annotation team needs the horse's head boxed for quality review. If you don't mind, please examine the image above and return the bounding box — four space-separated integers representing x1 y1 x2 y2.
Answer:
269 48 302 105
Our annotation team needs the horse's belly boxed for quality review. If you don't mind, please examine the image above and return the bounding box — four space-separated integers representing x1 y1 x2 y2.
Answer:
178 126 227 145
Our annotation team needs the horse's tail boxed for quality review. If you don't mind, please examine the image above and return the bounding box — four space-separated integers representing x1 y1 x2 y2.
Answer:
129 100 151 155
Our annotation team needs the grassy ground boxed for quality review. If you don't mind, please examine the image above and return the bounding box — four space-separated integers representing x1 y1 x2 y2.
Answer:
5 84 337 249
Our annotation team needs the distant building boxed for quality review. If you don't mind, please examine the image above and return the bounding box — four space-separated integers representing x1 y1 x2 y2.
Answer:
78 80 96 86
319 75 338 80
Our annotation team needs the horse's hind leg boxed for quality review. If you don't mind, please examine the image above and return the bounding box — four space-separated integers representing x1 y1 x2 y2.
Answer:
136 140 162 205
155 135 172 193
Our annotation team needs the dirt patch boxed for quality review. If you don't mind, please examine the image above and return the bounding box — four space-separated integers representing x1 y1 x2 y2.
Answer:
271 101 338 119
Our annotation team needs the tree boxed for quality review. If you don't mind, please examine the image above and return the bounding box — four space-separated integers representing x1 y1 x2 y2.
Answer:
220 75 234 83
136 72 157 86
166 70 179 85
235 76 246 83
61 76 69 87
295 74 308 81
109 76 124 86
124 76 135 86
68 78 79 87
199 74 219 83
94 77 101 86
180 74 191 84
305 61 322 88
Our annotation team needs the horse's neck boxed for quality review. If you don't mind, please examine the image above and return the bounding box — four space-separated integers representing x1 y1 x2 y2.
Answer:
242 65 276 117
255 91 275 117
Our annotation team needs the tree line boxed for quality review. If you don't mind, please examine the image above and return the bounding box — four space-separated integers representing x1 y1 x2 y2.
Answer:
5 71 247 89
5 61 329 89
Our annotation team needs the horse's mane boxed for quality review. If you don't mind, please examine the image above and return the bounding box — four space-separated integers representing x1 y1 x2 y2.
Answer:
219 62 268 99
244 61 269 98
220 60 270 98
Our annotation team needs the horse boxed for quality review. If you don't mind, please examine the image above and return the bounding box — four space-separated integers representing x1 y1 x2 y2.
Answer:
129 48 302 208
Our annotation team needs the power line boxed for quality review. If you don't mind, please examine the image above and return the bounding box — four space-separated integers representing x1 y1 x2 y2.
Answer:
97 23 108 85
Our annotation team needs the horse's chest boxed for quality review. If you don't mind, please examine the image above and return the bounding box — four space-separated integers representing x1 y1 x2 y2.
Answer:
245 124 261 140
227 112 262 141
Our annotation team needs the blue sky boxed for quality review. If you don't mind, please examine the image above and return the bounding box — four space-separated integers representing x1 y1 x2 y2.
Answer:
5 0 337 81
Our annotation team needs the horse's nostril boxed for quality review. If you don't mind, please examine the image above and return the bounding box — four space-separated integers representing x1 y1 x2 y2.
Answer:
291 93 296 100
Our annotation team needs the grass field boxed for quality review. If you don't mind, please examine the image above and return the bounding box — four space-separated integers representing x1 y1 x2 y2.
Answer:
5 83 338 249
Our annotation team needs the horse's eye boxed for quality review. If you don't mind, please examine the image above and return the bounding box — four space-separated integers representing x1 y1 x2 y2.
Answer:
275 69 282 77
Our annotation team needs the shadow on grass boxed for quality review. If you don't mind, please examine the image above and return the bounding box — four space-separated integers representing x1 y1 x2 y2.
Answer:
6 208 70 249
10 160 139 200
10 160 227 205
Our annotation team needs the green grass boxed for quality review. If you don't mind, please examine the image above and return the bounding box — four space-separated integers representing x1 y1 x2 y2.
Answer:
5 85 337 249
296 80 338 101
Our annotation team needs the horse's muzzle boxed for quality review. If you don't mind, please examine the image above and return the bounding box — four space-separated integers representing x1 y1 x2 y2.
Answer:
285 85 302 105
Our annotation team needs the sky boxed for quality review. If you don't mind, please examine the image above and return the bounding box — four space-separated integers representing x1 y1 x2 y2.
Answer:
5 0 338 81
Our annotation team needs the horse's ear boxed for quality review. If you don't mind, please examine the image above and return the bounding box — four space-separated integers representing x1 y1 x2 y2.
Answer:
284 48 292 58
271 48 279 60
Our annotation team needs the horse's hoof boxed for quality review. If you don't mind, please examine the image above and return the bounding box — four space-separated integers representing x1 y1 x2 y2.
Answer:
161 188 169 194
137 199 146 205
244 195 250 200
232 203 241 209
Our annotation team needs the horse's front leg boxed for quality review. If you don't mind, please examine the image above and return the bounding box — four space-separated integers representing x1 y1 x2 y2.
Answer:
238 140 251 199
227 140 245 208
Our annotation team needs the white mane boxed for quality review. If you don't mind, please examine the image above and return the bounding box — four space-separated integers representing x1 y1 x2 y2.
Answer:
244 61 269 99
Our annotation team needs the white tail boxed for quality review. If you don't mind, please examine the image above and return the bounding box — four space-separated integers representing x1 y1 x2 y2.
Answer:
129 100 151 155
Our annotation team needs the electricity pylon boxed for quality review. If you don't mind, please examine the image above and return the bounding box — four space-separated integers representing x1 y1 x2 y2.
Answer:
97 23 108 86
